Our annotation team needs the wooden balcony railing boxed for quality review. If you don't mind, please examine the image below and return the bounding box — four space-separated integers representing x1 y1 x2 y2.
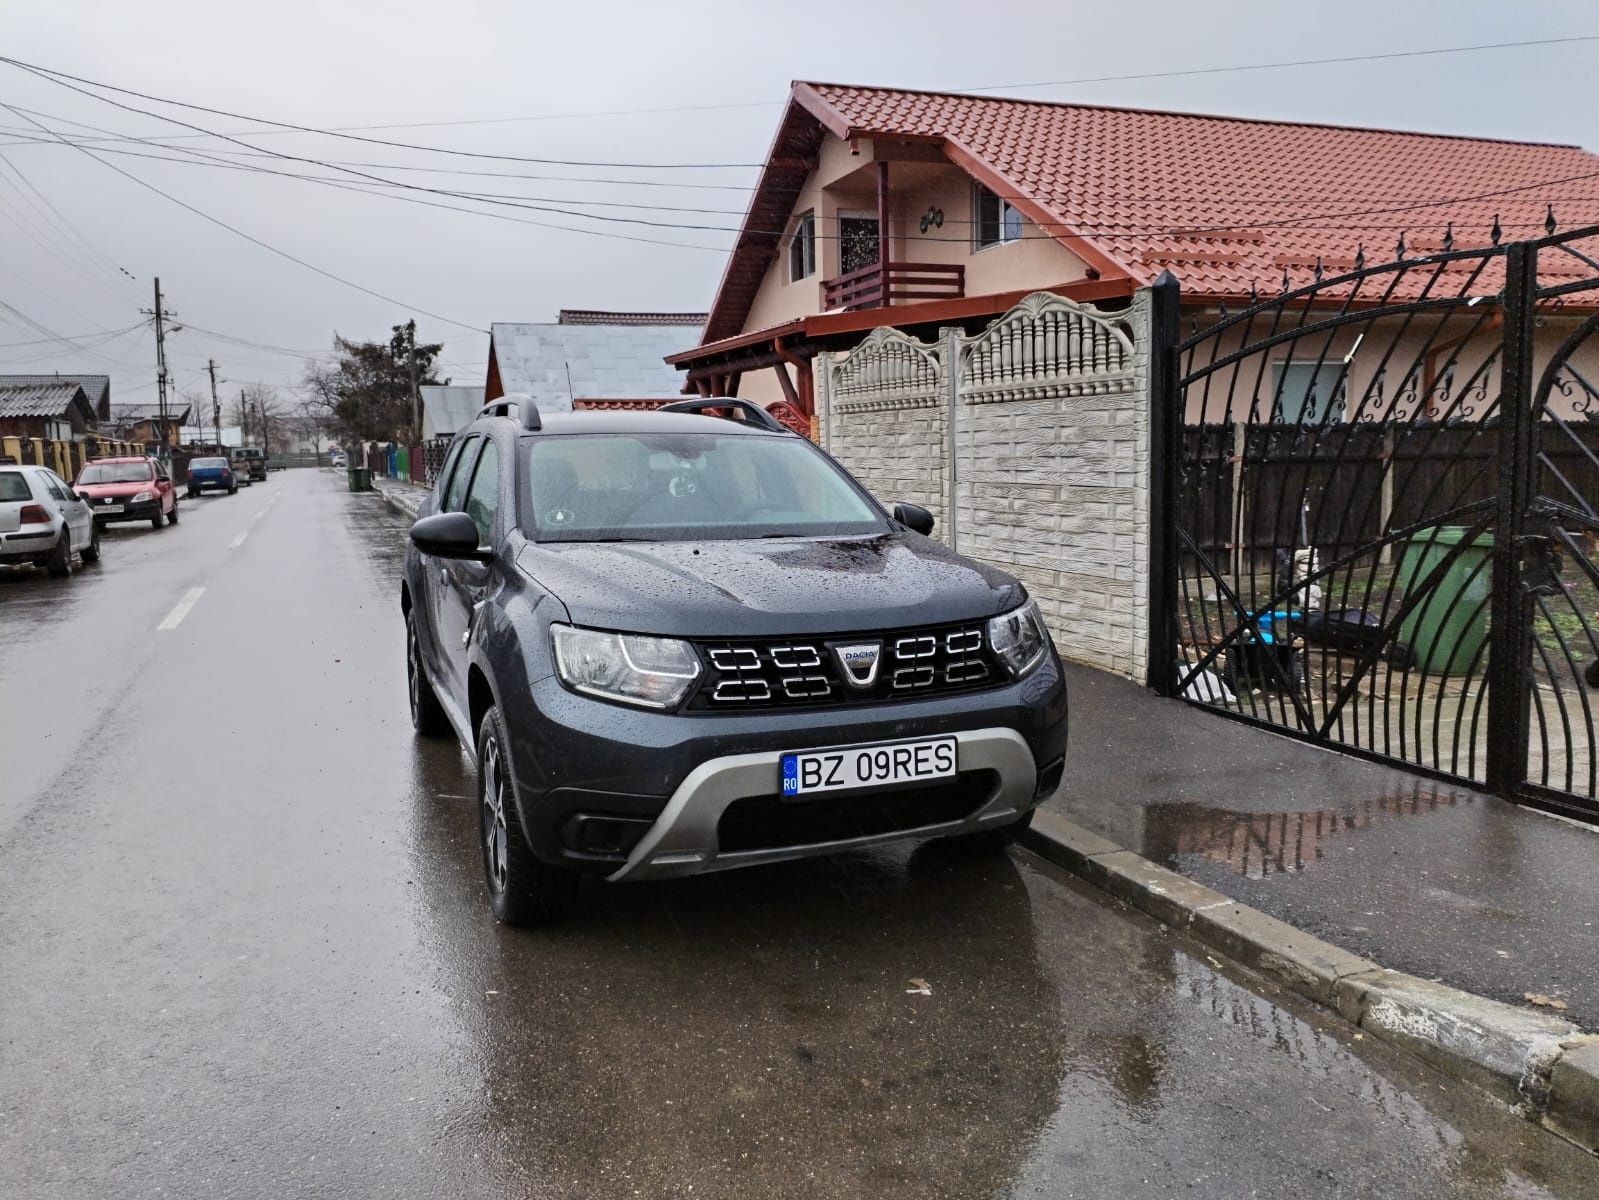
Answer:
822 261 965 311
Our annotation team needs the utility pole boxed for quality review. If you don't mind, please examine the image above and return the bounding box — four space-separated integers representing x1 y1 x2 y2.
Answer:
405 319 420 442
207 359 221 453
141 278 175 467
239 388 248 448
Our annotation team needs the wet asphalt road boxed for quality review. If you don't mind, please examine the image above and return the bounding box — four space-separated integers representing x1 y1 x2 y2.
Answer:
2 469 1597 1199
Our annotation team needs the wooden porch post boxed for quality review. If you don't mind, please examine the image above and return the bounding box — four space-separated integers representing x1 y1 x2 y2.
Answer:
876 160 889 273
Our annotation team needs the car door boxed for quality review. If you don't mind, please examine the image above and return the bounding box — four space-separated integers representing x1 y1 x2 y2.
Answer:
437 437 501 715
42 471 89 544
429 436 485 708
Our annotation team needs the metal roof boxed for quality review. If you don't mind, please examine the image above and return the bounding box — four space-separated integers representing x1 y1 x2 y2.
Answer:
109 402 192 423
488 321 702 412
0 382 91 420
557 309 706 327
0 374 109 413
419 384 485 436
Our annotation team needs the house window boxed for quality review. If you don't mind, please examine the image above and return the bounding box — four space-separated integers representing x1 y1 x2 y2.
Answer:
1272 362 1348 424
974 184 1023 250
788 212 816 281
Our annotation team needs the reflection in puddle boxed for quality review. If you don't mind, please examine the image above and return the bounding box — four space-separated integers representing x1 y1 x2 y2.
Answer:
1144 781 1469 880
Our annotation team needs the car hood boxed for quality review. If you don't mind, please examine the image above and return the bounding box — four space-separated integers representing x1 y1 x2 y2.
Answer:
516 532 1025 638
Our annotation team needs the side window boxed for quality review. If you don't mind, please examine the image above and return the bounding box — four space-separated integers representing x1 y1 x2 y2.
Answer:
464 441 499 543
442 437 481 513
42 474 66 500
435 437 470 502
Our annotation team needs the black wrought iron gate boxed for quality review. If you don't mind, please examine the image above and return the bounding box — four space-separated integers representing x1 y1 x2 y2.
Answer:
1158 224 1599 824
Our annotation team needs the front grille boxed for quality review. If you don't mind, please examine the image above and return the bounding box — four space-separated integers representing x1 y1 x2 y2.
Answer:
689 619 1000 711
716 771 999 852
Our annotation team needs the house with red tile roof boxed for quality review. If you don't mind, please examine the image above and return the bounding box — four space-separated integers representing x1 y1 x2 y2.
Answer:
668 82 1599 423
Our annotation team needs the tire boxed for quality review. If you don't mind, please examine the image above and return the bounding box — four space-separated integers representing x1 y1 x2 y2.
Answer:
187 488 198 499
150 509 163 530
952 806 1035 854
406 609 450 738
228 484 237 495
46 529 71 578
477 704 579 926
167 504 178 525
79 523 101 564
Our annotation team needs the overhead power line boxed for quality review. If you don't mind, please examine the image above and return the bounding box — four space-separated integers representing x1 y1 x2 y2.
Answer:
0 101 488 333
0 57 762 169
2 35 1594 140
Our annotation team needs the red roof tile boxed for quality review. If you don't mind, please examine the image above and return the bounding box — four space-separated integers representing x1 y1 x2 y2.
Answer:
702 83 1599 339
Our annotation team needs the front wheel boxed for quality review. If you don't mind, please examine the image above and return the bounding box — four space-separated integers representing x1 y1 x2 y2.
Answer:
477 705 580 926
406 609 450 737
150 510 163 530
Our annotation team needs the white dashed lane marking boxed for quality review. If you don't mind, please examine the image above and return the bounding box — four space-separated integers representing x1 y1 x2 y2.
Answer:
156 587 206 631
229 531 249 550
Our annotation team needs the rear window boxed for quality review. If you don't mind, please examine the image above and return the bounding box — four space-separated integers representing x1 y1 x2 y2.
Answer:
192 457 226 468
79 462 153 484
0 472 31 502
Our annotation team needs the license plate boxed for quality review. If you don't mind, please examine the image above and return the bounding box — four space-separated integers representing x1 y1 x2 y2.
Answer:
781 737 957 797
98 504 124 513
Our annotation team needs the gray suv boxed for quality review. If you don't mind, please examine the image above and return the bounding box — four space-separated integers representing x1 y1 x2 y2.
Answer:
401 396 1067 924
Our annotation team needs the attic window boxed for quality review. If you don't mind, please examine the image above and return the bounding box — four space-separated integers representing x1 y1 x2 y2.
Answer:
974 184 1023 250
788 212 816 281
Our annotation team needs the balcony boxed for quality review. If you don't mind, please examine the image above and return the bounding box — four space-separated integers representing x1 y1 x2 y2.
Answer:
823 261 966 312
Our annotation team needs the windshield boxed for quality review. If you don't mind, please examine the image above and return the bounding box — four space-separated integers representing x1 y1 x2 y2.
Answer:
524 433 886 542
78 462 152 485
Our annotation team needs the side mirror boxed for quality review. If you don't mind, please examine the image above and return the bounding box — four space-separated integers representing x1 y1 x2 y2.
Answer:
892 502 935 536
410 510 492 561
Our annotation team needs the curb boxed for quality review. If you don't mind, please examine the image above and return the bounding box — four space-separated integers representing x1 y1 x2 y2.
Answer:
1020 808 1599 1154
371 481 423 521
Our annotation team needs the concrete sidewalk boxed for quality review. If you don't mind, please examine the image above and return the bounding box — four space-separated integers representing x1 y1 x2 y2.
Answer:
1045 662 1599 1029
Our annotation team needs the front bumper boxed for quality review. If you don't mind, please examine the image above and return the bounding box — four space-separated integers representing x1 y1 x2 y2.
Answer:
92 499 161 522
608 727 1038 881
504 656 1067 878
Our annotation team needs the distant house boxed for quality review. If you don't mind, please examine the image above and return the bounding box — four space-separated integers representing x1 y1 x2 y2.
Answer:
485 310 704 411
419 385 486 440
109 402 191 448
0 379 99 442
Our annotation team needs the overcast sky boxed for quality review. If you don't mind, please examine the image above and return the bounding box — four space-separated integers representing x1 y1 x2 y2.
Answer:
3 1 1596 409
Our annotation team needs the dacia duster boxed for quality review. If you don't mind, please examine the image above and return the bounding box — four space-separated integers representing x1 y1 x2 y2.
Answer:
401 396 1067 924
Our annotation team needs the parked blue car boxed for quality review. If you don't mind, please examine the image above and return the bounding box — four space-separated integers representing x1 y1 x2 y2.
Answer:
186 456 238 496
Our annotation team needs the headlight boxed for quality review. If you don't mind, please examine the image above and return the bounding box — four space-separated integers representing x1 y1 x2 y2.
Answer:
551 624 701 709
132 491 154 503
987 600 1049 678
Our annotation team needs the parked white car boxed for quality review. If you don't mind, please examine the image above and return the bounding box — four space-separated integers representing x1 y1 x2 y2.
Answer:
0 464 99 576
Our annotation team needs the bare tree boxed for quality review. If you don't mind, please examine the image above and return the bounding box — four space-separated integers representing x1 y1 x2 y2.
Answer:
233 383 287 454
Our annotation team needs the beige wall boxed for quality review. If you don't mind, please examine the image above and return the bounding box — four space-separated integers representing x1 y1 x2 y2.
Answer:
740 136 1093 338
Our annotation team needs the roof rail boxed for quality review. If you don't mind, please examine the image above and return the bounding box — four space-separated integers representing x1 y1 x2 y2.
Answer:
659 396 787 433
478 392 542 431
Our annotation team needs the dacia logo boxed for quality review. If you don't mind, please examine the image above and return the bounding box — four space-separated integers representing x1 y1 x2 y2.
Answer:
832 642 882 689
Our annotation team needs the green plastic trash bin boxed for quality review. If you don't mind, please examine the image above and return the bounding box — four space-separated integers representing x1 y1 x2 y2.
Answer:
1397 526 1493 675
347 467 372 493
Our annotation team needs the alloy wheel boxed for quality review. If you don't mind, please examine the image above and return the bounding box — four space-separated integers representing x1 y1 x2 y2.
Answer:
481 736 509 895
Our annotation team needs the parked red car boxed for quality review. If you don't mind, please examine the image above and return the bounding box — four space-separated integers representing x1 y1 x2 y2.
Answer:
74 456 178 530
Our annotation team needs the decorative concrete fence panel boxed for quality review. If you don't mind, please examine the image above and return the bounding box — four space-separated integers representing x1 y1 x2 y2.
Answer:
819 289 1153 680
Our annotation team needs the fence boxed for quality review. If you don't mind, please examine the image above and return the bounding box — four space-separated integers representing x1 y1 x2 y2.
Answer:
818 290 1153 680
1 434 150 480
355 436 453 487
